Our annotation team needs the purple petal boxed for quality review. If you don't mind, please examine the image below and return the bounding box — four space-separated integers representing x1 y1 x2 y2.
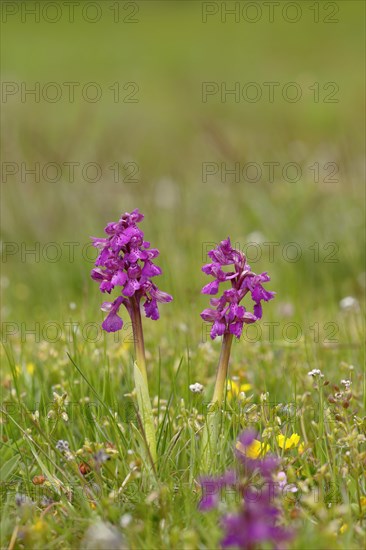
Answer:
146 248 159 259
128 208 144 223
91 237 108 248
233 305 245 318
102 310 123 332
253 302 262 319
243 311 257 324
99 280 114 292
200 308 218 322
199 470 236 511
125 249 142 263
202 280 220 295
111 271 127 286
211 320 226 339
223 288 239 302
95 248 110 266
104 222 117 234
258 271 270 282
144 298 159 320
127 265 142 279
202 263 215 275
141 261 162 277
237 429 257 447
199 493 217 511
251 285 268 303
150 286 173 303
91 268 104 281
123 279 140 297
229 321 243 338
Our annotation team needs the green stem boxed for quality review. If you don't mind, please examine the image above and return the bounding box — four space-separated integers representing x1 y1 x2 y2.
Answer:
129 296 157 465
130 296 148 384
202 331 233 470
211 332 233 406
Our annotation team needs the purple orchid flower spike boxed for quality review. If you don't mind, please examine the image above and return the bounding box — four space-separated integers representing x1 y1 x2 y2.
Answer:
91 208 172 333
201 238 275 340
199 470 237 511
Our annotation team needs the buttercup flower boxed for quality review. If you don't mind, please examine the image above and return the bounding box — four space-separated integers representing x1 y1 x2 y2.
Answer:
91 209 172 332
235 430 278 479
227 378 252 399
277 433 301 450
201 238 274 339
236 438 270 460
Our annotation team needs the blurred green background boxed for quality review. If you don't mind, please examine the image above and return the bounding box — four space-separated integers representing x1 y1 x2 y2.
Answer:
1 0 364 354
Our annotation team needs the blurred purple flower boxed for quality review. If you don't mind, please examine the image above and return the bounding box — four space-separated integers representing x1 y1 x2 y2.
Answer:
199 470 236 511
199 430 293 550
235 430 279 481
91 209 172 332
221 500 292 550
201 238 275 339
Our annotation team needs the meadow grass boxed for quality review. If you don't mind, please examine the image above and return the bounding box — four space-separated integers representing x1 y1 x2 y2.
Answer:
1 2 365 549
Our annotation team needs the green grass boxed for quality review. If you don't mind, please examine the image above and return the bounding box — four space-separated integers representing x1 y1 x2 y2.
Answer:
1 1 365 549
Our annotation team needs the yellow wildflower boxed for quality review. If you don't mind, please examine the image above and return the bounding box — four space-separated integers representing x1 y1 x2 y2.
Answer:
298 441 305 454
236 439 270 459
227 379 252 399
26 362 35 375
32 520 46 533
277 433 301 450
339 524 348 534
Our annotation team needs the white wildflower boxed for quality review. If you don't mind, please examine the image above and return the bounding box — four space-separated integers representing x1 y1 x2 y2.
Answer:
340 379 352 390
81 520 126 549
274 471 298 493
339 296 359 311
307 369 324 378
120 514 132 528
189 382 204 394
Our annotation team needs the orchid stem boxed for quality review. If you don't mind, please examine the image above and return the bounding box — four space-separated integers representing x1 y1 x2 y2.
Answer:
211 332 233 406
130 296 148 384
202 331 233 470
129 296 157 465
